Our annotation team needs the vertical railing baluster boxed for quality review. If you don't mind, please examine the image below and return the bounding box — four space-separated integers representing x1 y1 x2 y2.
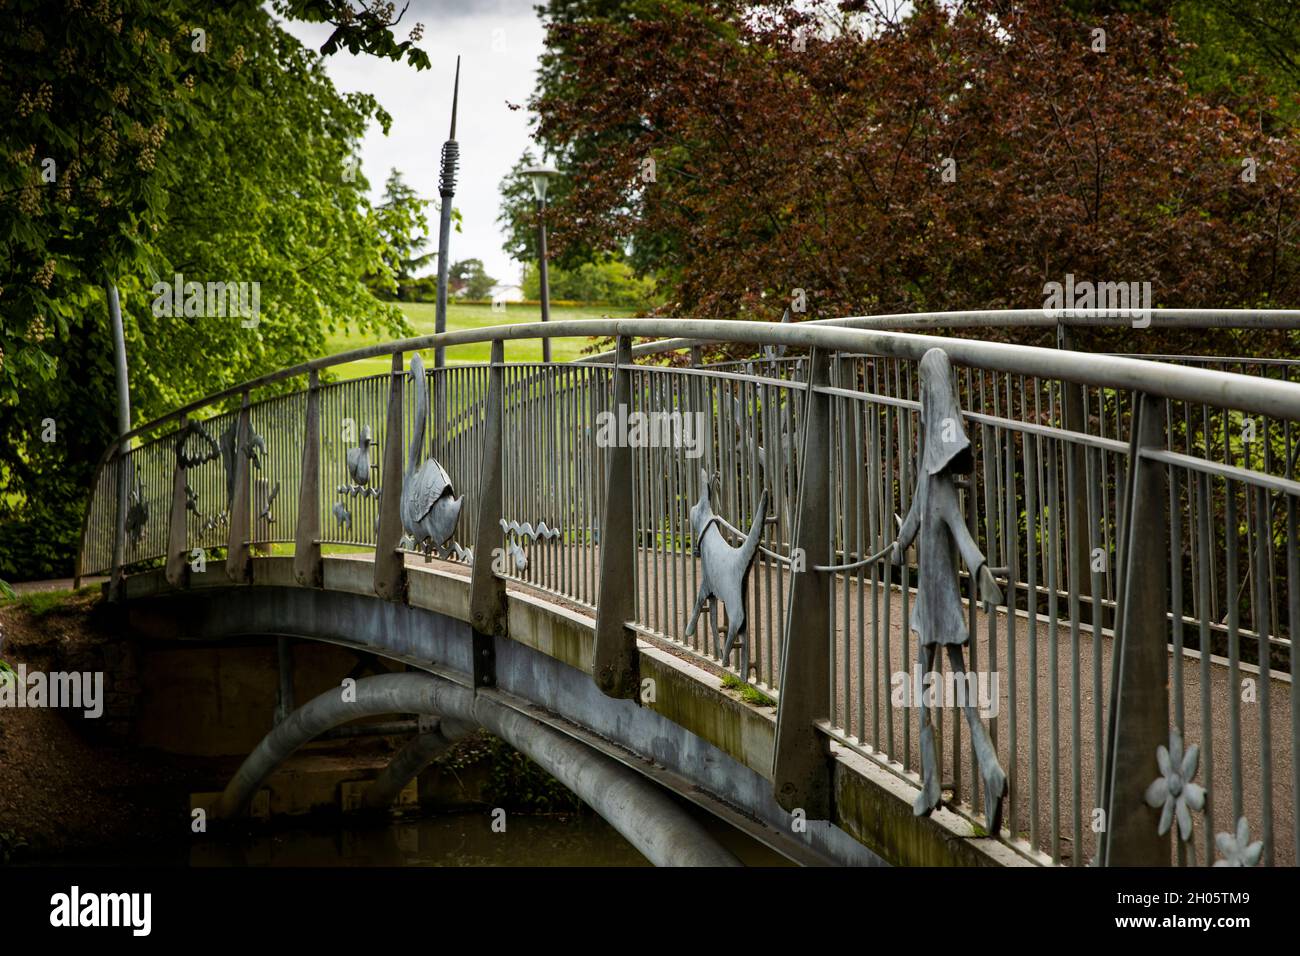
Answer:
375 352 407 601
294 371 322 587
1101 392 1170 866
593 336 639 699
773 347 832 818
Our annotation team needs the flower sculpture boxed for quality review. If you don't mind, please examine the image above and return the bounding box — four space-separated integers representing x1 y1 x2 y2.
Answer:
1144 728 1206 841
1214 816 1263 867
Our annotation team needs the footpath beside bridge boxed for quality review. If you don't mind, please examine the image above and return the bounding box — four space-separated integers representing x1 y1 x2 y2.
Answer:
78 310 1300 867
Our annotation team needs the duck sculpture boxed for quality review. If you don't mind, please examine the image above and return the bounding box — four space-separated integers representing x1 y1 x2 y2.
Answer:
400 352 463 558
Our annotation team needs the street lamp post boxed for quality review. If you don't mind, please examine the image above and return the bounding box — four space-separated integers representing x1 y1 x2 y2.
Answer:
434 56 460 371
522 163 561 363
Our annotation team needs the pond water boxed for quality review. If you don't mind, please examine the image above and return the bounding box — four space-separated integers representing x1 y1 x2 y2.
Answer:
187 810 792 867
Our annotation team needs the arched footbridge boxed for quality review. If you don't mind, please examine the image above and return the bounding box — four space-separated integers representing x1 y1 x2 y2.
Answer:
77 310 1300 867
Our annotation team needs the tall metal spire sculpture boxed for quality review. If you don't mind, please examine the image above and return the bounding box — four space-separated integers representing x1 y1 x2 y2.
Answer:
434 56 460 370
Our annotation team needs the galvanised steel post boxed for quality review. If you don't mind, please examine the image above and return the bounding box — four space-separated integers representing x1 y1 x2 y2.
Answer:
593 336 639 698
107 281 130 601
293 370 323 587
773 347 833 818
1101 391 1170 865
469 339 507 687
164 414 190 588
225 392 253 583
374 352 407 602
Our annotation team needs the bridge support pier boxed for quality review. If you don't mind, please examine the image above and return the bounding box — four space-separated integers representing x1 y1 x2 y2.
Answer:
1101 392 1170 866
592 336 640 699
469 340 507 689
226 392 253 583
375 352 408 602
293 370 323 588
215 672 740 867
165 415 191 588
772 348 834 819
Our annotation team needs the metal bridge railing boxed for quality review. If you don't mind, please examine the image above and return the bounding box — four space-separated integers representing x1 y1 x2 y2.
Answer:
75 309 1300 868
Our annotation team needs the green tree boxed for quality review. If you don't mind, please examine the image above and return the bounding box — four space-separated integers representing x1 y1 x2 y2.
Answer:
495 1 696 284
1069 1 1300 129
369 168 434 299
521 256 658 307
449 258 496 299
0 0 428 579
276 0 431 70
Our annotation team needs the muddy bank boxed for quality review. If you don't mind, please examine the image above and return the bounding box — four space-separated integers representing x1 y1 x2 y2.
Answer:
0 591 194 860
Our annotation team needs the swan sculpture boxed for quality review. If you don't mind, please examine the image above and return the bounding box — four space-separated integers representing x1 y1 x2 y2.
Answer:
400 352 463 558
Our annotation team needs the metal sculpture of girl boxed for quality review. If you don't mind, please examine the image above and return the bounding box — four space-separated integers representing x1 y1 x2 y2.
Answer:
889 348 1007 833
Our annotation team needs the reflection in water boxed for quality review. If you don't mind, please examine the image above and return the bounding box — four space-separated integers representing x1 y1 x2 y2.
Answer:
191 809 795 867
192 813 653 867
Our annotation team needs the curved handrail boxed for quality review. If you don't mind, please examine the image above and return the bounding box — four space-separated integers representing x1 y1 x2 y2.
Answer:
102 309 1300 448
76 308 1300 582
579 307 1300 363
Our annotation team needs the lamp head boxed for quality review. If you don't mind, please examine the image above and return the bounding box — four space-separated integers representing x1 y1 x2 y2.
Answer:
521 162 561 202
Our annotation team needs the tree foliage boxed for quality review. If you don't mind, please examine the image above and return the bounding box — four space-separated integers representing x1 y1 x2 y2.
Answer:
0 0 427 578
449 258 496 299
525 0 1298 350
368 168 434 297
274 0 431 70
521 255 658 306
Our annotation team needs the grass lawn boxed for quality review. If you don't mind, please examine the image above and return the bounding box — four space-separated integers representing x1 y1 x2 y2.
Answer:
322 301 642 380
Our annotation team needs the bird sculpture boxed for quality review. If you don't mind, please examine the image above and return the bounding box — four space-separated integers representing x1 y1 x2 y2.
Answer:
345 426 377 497
332 501 352 532
400 352 463 558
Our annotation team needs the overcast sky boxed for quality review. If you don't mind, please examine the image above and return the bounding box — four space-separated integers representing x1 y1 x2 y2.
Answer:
278 1 546 286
